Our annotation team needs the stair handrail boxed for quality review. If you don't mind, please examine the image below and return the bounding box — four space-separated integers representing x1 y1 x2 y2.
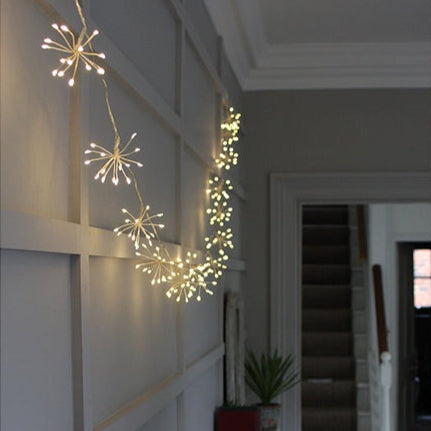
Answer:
356 205 368 261
372 264 391 431
372 264 388 358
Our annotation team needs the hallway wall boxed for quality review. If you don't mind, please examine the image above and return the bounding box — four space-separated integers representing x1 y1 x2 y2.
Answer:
0 0 244 430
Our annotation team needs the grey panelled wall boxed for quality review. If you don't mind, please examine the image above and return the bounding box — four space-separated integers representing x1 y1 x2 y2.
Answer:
243 89 431 353
1 251 74 431
0 0 244 430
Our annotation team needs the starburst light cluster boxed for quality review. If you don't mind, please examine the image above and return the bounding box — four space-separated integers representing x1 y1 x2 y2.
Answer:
136 246 176 285
114 207 164 249
84 133 143 185
164 252 216 303
42 24 105 87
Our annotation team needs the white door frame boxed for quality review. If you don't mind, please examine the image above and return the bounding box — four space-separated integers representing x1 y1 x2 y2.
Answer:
270 172 431 431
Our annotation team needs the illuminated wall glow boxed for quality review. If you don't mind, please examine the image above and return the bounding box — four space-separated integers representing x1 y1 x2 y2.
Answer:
42 0 242 303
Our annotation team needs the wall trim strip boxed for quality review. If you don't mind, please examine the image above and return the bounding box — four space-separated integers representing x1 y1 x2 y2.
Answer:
94 344 225 431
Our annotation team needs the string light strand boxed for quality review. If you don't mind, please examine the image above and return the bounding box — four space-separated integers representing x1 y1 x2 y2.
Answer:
41 0 241 303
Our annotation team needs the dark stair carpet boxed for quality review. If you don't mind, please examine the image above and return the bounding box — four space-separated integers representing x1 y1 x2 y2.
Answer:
302 308 352 332
302 332 353 356
302 407 356 431
302 205 357 431
302 205 349 225
302 356 355 380
302 381 356 407
302 265 351 285
303 246 350 264
303 226 349 246
303 285 351 309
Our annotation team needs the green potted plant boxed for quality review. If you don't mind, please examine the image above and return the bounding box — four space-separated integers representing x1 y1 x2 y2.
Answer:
245 349 299 431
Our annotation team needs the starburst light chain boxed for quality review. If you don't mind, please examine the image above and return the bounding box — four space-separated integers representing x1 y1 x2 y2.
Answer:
41 0 166 292
41 0 242 303
143 108 241 302
134 106 241 302
41 1 139 188
83 80 166 254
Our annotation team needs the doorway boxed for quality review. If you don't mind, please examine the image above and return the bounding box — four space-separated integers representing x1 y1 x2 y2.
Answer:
270 172 431 431
398 243 431 431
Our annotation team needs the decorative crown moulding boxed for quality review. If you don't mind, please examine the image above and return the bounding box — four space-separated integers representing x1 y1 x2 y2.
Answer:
204 0 431 90
244 42 431 90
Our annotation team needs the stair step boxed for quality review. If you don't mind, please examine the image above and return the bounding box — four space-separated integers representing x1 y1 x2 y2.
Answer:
302 356 355 380
302 264 351 284
302 381 356 407
303 245 350 264
302 308 352 332
303 285 351 309
303 332 353 356
302 407 356 430
303 205 349 225
303 226 349 246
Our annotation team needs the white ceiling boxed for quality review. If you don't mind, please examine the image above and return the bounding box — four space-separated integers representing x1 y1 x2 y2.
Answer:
260 0 431 44
204 0 431 90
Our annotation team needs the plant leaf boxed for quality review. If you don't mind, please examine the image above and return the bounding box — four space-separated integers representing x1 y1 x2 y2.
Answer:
245 348 300 404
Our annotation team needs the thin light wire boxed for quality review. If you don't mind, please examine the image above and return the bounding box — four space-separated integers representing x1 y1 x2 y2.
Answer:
75 0 88 32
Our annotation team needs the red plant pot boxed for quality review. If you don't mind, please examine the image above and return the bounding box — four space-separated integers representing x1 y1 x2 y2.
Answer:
215 406 260 431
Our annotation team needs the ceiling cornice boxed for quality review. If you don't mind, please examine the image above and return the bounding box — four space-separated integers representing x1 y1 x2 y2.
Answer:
247 42 431 90
203 0 265 83
204 0 431 90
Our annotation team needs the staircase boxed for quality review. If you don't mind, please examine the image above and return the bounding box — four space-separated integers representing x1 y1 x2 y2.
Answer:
301 205 370 431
